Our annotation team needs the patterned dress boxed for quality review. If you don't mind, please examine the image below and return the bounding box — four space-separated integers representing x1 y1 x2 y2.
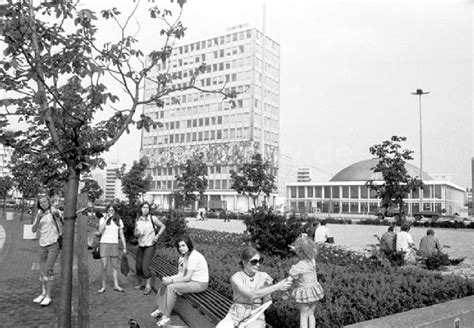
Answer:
289 258 324 304
229 271 273 328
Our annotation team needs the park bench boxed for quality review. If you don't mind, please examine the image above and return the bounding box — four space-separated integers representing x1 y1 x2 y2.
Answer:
149 256 233 328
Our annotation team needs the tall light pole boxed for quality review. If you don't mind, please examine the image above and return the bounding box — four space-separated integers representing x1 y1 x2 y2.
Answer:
411 89 429 212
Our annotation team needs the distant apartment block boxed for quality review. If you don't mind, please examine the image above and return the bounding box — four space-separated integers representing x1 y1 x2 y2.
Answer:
0 145 13 177
140 25 280 211
104 161 125 203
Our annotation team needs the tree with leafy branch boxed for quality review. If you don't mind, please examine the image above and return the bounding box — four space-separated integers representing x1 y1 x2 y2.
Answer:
80 177 103 210
367 136 423 225
118 156 151 208
0 175 13 218
9 148 67 220
173 155 208 210
0 1 236 325
231 153 276 210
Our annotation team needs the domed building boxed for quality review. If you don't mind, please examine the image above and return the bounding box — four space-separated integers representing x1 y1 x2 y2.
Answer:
286 159 465 216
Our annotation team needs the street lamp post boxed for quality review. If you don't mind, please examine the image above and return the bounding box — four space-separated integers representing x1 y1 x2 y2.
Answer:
411 89 429 213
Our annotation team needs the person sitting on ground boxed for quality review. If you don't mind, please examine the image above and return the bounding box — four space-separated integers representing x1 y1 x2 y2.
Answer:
314 220 330 243
418 229 442 257
220 247 292 328
150 236 209 327
380 226 396 253
396 224 416 262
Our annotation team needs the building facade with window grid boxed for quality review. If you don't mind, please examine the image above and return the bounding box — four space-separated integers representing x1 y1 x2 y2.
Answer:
140 25 280 211
287 159 466 216
0 145 13 177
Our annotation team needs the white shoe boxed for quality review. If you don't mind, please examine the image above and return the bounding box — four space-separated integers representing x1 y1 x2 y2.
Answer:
150 308 163 317
40 297 51 306
33 295 45 303
156 317 170 326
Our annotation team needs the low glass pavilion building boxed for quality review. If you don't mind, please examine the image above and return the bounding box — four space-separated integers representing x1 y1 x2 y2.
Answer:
286 159 466 216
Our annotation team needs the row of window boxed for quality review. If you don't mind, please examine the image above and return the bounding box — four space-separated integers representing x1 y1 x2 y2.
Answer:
288 185 444 200
175 30 253 56
288 200 444 214
143 127 251 146
151 178 234 191
148 165 240 177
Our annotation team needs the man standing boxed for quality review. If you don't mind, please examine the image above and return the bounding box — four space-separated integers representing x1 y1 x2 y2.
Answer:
418 229 442 257
314 221 330 243
380 226 396 253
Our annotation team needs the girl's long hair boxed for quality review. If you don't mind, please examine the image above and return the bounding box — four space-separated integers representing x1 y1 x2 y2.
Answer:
36 195 51 212
105 203 120 226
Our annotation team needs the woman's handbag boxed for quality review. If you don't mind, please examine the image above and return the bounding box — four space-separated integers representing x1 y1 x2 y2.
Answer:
92 244 101 259
121 254 130 276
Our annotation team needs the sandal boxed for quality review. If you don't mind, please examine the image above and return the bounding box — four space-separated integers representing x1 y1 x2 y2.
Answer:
113 286 124 293
97 288 106 294
150 308 163 317
143 287 152 295
33 295 46 304
40 297 51 306
156 317 170 327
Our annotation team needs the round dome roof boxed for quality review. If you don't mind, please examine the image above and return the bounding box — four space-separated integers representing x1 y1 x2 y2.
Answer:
330 159 433 182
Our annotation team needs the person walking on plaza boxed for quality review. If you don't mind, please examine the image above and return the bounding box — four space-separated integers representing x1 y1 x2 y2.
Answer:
288 237 324 328
218 247 292 328
31 195 62 306
97 204 127 293
396 224 416 262
150 236 209 327
314 221 330 243
380 226 396 253
134 201 166 295
418 229 442 257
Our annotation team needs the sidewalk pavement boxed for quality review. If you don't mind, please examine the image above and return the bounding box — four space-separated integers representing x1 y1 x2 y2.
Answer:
0 215 186 328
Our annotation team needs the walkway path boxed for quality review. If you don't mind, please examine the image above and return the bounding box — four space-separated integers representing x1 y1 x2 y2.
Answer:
0 214 186 327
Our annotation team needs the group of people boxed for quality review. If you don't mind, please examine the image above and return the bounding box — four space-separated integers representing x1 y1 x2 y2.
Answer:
380 224 444 262
32 196 324 327
149 235 324 328
32 197 167 305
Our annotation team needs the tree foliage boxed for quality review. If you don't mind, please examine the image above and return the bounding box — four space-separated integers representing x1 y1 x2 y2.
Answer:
118 157 151 208
173 156 208 209
367 136 423 222
231 153 276 209
80 178 103 203
9 148 67 199
0 175 13 216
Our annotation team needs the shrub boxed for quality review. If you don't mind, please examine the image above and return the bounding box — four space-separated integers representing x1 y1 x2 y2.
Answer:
157 211 189 248
243 208 304 258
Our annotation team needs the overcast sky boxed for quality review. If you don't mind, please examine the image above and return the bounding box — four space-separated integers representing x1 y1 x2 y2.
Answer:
85 0 472 188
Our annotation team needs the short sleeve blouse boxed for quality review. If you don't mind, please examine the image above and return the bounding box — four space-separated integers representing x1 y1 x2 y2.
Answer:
100 217 123 244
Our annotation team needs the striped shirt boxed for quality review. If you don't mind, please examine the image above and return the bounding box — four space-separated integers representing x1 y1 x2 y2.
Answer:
418 235 441 257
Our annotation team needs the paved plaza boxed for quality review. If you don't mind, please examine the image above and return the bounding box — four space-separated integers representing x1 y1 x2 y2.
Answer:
0 215 185 328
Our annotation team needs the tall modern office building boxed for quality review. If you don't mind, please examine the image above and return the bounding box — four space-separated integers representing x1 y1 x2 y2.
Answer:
140 24 280 211
0 145 13 177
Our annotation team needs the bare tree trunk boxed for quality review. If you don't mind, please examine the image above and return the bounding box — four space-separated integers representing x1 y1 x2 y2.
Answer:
77 193 90 328
20 197 25 221
58 166 80 327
